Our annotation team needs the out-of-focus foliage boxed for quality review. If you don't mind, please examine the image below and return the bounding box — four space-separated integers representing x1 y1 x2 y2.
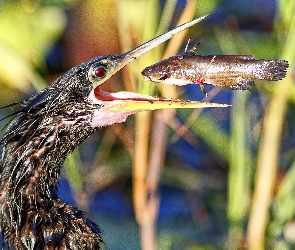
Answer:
0 1 67 93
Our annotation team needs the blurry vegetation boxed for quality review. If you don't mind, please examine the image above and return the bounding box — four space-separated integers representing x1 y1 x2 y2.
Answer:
1 0 295 249
0 1 68 96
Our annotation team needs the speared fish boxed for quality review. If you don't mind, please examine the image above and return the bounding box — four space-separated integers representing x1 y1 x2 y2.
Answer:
141 42 289 95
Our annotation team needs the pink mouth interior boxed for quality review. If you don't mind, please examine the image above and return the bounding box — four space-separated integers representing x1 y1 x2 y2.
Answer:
94 87 152 101
90 87 151 128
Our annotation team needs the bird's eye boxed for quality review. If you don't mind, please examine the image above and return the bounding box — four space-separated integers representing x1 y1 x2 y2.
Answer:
88 62 110 86
94 66 107 78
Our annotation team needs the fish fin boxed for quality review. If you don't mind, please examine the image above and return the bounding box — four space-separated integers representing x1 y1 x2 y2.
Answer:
205 55 254 60
199 85 208 96
240 55 255 60
229 78 255 90
253 60 289 80
209 77 254 91
229 55 255 60
188 40 203 53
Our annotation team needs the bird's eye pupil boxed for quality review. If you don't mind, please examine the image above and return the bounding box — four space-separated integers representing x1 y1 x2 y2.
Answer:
95 67 107 78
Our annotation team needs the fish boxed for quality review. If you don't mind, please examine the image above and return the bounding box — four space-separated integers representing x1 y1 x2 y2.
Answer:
141 44 289 95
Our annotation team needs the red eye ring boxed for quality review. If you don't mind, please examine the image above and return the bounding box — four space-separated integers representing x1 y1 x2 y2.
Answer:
95 66 107 78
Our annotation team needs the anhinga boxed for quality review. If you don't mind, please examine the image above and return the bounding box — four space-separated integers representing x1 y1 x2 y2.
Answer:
0 15 226 249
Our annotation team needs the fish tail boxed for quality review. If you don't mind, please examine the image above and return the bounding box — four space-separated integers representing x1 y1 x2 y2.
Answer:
254 60 289 81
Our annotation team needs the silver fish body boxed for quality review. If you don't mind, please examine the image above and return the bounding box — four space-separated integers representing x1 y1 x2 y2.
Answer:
141 52 289 90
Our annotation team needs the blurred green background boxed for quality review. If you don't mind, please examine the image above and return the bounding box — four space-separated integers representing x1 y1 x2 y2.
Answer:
0 0 294 249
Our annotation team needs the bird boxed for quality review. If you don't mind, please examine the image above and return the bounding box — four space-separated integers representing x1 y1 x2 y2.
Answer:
0 15 225 249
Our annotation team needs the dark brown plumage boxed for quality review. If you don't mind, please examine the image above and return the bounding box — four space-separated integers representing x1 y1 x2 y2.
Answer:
0 58 104 249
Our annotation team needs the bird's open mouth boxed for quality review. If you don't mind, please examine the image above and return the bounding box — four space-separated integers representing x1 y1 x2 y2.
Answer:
88 86 229 128
91 86 229 112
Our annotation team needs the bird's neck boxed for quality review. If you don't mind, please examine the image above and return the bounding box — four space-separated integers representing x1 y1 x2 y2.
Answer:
0 112 103 248
0 116 94 208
